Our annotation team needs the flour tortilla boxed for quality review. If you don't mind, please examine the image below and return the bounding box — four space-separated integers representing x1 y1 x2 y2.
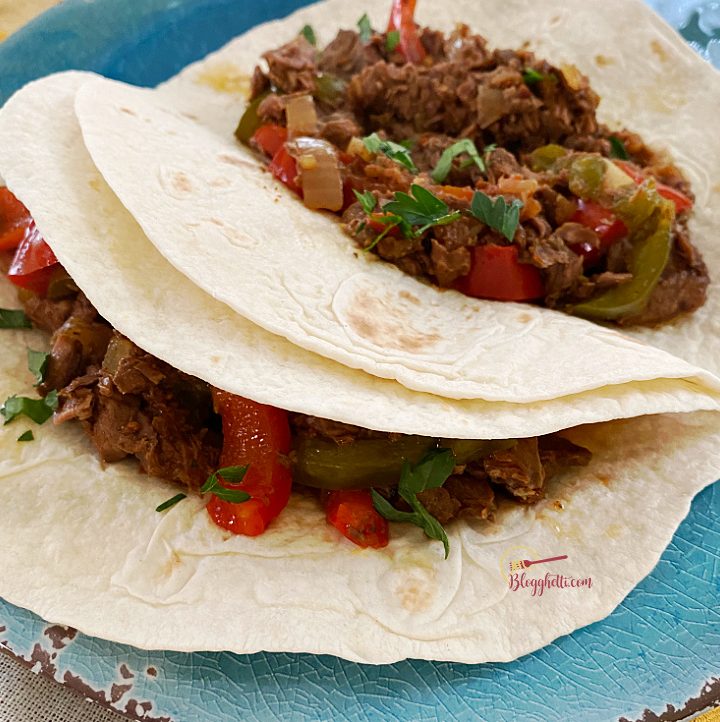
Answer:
0 4 719 664
72 0 720 402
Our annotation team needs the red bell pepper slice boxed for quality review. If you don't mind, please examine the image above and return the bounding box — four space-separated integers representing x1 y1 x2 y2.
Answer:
0 188 34 251
207 390 293 537
7 222 59 296
455 244 545 301
326 489 389 549
252 124 288 158
269 146 301 196
614 160 693 213
387 0 426 64
570 199 627 268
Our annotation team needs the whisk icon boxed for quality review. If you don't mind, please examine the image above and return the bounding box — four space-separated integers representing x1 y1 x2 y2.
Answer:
509 555 568 572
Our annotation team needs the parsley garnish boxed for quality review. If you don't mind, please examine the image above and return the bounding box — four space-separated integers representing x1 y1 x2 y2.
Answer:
522 68 547 85
0 309 32 329
155 493 187 513
363 133 418 174
609 136 630 160
357 13 372 43
431 139 486 183
470 191 523 242
17 430 34 442
1 390 58 426
386 30 400 52
353 189 377 215
300 24 317 46
201 465 251 504
27 349 50 386
383 184 462 234
371 448 456 558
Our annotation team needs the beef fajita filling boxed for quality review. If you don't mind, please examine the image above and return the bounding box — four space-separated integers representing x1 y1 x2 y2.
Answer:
0 188 590 553
235 3 709 326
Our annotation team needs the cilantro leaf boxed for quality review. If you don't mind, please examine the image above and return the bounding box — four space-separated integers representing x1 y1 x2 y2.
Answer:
609 136 629 161
386 30 400 52
431 139 486 183
0 309 32 329
353 189 377 215
201 465 251 504
363 133 418 174
1 390 58 426
357 13 372 43
155 493 187 513
470 191 523 242
27 349 50 386
17 430 34 442
383 184 462 234
300 24 317 46
371 448 455 558
522 68 545 85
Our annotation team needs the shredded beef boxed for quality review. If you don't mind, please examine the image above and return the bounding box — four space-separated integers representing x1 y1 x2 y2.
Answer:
262 36 317 95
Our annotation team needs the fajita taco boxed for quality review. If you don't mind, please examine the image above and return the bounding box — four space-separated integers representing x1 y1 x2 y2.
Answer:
0 2 719 664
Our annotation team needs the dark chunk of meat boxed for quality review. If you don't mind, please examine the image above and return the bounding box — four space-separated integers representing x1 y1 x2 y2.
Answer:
417 487 461 524
257 93 287 124
484 437 545 503
444 475 495 520
320 112 363 149
263 36 317 95
290 414 399 445
485 147 523 183
430 238 472 286
250 65 270 100
56 334 221 489
526 224 584 302
20 294 74 333
319 30 373 79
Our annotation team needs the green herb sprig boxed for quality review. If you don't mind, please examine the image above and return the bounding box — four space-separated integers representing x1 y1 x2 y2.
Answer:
357 13 372 43
300 24 317 46
470 191 523 242
386 30 400 52
155 493 187 513
431 139 486 183
27 349 50 386
1 390 58 426
383 184 462 235
17 430 34 443
372 448 456 558
363 133 418 174
201 465 252 504
0 309 32 329
609 136 630 160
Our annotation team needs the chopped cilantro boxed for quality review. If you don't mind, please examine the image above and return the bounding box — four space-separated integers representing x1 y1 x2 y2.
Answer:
353 189 377 215
300 24 317 46
17 430 34 443
155 493 187 513
201 465 251 504
386 30 400 52
0 309 32 329
470 191 523 242
27 349 50 386
357 13 372 43
431 139 486 183
609 136 630 160
372 448 456 558
1 390 58 426
522 68 546 84
382 184 462 235
363 133 418 174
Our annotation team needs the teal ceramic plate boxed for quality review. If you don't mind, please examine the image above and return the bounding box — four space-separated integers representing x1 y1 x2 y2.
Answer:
0 2 718 720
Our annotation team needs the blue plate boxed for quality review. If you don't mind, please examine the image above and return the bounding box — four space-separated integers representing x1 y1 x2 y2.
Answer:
1 2 719 720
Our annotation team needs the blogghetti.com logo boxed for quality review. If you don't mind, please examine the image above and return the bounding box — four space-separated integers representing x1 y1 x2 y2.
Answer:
498 545 593 597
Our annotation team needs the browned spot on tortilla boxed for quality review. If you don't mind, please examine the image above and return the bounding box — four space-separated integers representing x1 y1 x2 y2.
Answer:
595 54 615 66
111 683 133 703
44 625 77 650
209 218 225 227
120 107 137 116
517 312 533 323
218 153 245 167
172 171 192 194
552 500 565 511
119 663 135 679
650 39 669 62
595 473 611 486
147 667 158 677
210 354 221 364
209 176 231 189
712 182 720 195
399 290 421 306
182 112 199 121
88 178 101 192
345 289 440 353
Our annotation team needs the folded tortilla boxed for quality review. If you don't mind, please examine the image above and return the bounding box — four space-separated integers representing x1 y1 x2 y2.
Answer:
0 0 719 664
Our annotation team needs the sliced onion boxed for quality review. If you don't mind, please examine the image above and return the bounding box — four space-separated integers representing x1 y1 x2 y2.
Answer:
287 137 344 212
475 86 506 129
286 94 318 138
